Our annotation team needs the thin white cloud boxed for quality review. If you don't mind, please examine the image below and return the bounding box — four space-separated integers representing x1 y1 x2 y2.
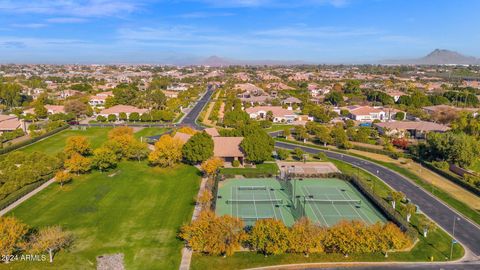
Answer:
11 23 48 28
177 11 234 19
197 0 350 8
0 0 146 17
46 17 88 23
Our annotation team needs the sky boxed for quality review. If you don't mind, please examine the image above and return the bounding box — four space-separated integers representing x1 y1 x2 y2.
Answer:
0 0 479 64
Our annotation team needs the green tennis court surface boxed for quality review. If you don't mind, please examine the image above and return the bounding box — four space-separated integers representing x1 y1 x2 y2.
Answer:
216 178 386 227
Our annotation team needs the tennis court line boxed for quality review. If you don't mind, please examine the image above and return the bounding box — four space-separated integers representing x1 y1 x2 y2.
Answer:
324 193 342 216
252 190 259 221
270 188 286 223
302 186 329 227
337 188 371 224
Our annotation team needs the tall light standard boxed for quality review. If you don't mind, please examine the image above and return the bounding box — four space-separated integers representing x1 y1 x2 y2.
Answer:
450 216 461 260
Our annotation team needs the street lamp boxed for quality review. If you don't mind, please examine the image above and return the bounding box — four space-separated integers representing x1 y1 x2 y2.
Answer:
450 216 461 260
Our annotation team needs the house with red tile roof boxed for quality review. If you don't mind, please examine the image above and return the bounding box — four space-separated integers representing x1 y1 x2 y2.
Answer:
89 91 114 107
99 105 148 117
213 137 244 164
245 106 300 123
374 121 450 139
0 115 25 135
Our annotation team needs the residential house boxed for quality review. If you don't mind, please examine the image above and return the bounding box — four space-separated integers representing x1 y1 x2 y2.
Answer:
245 106 299 123
89 91 113 107
99 105 148 118
213 137 245 165
0 115 25 135
374 121 450 139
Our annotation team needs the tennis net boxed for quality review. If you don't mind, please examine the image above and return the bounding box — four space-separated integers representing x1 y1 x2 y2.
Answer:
304 199 361 205
226 199 283 204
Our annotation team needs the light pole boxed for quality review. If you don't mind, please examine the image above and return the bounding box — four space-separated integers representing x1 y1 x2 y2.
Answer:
450 216 461 260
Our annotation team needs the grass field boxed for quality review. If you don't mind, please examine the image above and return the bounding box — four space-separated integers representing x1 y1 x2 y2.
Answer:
219 163 279 176
2 162 201 270
133 127 169 140
18 127 111 154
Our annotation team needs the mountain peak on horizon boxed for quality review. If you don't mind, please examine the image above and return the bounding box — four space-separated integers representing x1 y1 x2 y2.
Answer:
383 49 480 65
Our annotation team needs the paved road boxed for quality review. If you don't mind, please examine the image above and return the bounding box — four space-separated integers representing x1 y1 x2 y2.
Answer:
275 140 480 258
181 86 215 130
303 262 480 270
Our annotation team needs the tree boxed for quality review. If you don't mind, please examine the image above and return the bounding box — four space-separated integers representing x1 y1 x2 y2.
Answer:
96 115 106 122
404 203 416 223
28 226 72 263
394 111 406 121
129 112 140 122
34 104 48 119
179 210 246 256
293 126 308 141
249 219 290 255
182 132 214 164
293 148 305 161
331 125 351 149
197 190 213 209
289 218 325 256
108 126 134 139
201 157 224 176
282 127 291 138
126 140 150 162
314 126 332 146
325 92 343 106
389 191 404 209
108 114 117 122
64 153 91 175
276 148 290 160
0 217 28 263
119 112 128 121
177 126 197 135
148 134 183 167
64 99 88 118
55 171 72 187
241 130 274 163
148 89 167 109
64 136 91 157
419 218 436 238
92 147 117 171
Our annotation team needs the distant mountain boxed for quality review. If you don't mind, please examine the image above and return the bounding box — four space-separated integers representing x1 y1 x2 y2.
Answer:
197 55 308 66
383 49 480 65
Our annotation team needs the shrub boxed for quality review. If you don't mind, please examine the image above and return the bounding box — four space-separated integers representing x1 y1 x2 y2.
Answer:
432 160 449 170
232 160 240 167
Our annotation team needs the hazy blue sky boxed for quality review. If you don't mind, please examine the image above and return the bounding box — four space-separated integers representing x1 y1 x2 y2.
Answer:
0 0 479 64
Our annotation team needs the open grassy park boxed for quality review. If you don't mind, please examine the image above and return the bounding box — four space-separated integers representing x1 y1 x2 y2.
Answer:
3 162 200 270
18 127 112 154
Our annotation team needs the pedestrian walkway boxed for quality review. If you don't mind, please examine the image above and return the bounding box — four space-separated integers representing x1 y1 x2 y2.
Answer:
0 178 55 216
179 175 208 270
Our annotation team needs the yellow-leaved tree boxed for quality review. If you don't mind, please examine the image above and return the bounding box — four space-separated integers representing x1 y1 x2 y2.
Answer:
148 134 183 167
0 217 28 263
177 126 197 135
289 217 325 256
249 219 290 255
179 210 246 256
55 171 72 187
64 136 91 157
201 157 224 177
64 152 91 175
28 226 72 263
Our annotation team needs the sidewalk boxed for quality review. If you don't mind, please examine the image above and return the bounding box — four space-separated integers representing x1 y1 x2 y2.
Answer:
0 178 56 216
179 175 208 270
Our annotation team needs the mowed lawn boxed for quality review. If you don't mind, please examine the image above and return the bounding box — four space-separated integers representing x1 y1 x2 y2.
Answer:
19 127 112 154
3 162 201 270
133 127 169 140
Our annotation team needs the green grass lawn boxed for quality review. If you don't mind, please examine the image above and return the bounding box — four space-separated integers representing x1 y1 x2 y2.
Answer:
133 127 169 140
468 159 480 174
2 162 201 270
219 163 279 176
18 127 111 154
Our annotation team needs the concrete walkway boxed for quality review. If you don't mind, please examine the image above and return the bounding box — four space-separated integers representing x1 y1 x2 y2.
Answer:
0 178 56 216
179 176 208 270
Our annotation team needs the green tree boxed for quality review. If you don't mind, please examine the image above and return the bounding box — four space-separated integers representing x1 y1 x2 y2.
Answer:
182 132 214 164
241 130 274 163
92 147 118 171
276 148 290 160
129 112 140 122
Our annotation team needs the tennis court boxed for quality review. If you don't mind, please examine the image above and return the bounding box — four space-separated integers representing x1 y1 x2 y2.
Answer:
216 178 386 227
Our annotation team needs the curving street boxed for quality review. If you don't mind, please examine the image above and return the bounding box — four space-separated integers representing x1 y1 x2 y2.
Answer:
274 140 480 259
180 85 216 130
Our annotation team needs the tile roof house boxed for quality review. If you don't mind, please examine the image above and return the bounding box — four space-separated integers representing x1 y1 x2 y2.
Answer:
245 106 300 123
0 115 25 134
374 121 450 139
173 132 193 143
25 105 66 115
99 105 148 117
89 91 113 107
204 127 220 137
213 137 244 164
345 106 386 122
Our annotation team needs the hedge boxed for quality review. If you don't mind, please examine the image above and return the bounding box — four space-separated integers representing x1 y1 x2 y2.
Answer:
0 177 52 211
0 125 69 155
412 157 480 196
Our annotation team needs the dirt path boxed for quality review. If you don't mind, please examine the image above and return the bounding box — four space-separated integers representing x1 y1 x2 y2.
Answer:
348 149 480 210
202 102 216 126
